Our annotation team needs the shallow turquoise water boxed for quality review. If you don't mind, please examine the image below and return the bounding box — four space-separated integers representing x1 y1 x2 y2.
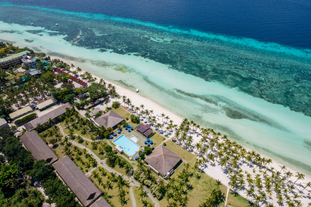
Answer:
0 3 311 176
113 135 140 156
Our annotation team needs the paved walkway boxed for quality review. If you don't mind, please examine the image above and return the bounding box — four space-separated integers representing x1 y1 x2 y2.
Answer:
58 124 159 207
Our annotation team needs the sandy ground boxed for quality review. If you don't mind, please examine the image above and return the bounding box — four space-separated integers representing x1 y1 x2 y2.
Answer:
50 56 311 206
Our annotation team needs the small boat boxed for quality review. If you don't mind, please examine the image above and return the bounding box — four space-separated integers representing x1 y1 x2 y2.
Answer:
30 23 34 26
136 88 139 93
55 23 59 26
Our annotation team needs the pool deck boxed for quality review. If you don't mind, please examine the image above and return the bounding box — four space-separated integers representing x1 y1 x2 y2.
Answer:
112 133 142 158
112 128 148 147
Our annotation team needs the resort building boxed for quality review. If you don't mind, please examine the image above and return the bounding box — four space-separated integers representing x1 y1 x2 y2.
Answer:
136 124 153 137
0 118 8 128
36 98 58 111
9 106 33 120
20 131 58 164
94 110 124 129
145 145 181 178
54 68 88 88
24 103 72 131
0 51 29 69
21 55 36 69
29 70 42 76
52 156 101 207
90 197 111 207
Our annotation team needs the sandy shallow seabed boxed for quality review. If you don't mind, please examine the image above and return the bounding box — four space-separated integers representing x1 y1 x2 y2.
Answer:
1 22 311 185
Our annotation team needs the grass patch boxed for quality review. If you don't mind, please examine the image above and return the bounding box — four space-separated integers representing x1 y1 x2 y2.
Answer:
133 186 153 207
105 155 133 177
91 168 133 207
165 140 196 163
227 190 253 207
148 133 165 148
112 107 138 128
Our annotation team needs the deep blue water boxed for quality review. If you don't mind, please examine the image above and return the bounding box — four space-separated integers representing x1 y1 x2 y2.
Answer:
2 0 311 49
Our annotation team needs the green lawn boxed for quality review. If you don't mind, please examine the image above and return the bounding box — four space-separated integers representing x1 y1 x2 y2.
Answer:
105 155 133 176
91 168 133 207
112 107 138 128
165 140 196 163
163 140 251 207
149 133 165 148
132 186 153 207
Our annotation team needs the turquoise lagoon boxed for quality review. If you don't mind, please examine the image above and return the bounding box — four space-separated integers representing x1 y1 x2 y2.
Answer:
0 3 311 176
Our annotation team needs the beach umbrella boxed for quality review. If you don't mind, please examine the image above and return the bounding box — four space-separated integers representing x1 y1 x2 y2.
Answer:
125 127 127 130
131 127 133 130
134 156 138 160
140 118 144 121
147 143 150 146
128 125 130 127
144 141 147 144
144 120 147 123
113 133 117 136
109 135 113 139
147 138 150 142
148 122 151 125
118 130 121 134
150 140 153 144
128 129 131 132
142 149 145 152
164 133 167 136
155 127 158 130
160 130 163 134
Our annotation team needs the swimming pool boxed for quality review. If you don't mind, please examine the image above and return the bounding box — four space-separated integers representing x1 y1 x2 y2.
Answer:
113 135 140 156
130 136 139 143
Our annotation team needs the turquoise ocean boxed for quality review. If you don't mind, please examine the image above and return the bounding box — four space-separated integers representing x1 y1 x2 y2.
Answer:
0 2 311 176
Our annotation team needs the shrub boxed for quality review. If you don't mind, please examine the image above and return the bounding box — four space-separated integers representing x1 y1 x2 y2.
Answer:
163 142 166 146
14 113 37 125
112 101 120 109
130 115 140 124
144 146 153 155
144 180 152 187
139 151 145 159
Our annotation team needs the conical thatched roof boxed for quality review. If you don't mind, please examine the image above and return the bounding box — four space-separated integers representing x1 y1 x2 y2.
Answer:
145 145 181 176
94 110 124 129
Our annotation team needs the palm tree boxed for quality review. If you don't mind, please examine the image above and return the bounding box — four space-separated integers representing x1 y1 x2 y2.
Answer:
294 172 305 184
304 182 311 190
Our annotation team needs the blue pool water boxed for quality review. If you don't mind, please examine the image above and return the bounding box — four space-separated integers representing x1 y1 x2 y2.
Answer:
130 136 139 143
113 135 140 156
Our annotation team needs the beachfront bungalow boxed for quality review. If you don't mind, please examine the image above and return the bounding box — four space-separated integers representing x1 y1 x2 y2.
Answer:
0 51 29 69
145 145 181 178
29 70 42 76
53 156 101 207
36 98 58 111
20 131 58 164
136 124 153 137
24 103 72 131
9 106 33 120
94 110 124 129
54 68 88 88
90 197 111 207
0 118 8 128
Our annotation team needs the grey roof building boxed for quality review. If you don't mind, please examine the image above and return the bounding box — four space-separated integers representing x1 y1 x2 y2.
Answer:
24 103 72 131
20 131 58 164
36 98 58 111
53 156 101 206
90 197 111 207
145 145 181 178
94 110 124 129
0 118 8 128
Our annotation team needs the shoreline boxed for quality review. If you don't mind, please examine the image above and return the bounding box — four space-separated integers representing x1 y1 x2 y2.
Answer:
62 58 311 206
50 55 311 181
